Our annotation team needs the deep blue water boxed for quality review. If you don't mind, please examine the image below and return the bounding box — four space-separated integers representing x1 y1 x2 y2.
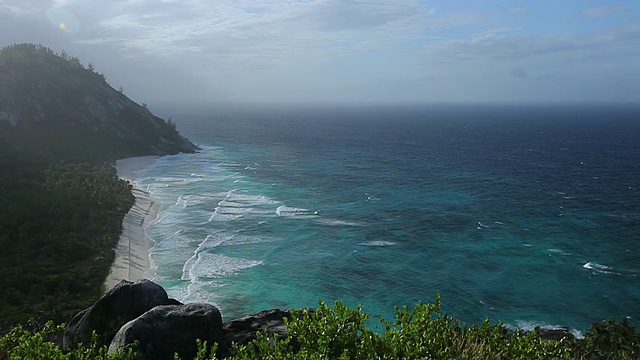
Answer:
138 104 640 333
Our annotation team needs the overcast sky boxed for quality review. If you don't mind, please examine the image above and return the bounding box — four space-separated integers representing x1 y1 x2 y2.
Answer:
1 0 639 105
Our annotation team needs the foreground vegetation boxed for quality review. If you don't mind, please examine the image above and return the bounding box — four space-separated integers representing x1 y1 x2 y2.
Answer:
0 151 134 329
2 297 639 359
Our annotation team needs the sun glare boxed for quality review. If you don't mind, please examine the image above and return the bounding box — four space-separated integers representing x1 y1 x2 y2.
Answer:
46 6 80 33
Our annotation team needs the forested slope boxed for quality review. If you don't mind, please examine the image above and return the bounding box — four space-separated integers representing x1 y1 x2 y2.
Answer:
0 43 197 331
0 152 134 327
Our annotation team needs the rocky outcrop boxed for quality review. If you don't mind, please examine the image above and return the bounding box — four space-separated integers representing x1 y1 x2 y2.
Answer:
62 279 177 351
0 43 199 159
536 326 576 342
222 308 305 357
63 279 302 358
223 309 294 345
108 303 224 360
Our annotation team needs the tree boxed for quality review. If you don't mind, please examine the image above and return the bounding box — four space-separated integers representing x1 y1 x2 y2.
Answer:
166 117 177 130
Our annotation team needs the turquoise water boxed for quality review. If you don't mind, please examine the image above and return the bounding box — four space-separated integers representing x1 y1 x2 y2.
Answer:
136 104 640 333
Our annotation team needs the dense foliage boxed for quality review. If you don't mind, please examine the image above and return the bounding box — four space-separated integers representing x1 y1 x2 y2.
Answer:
0 151 134 329
0 43 107 80
0 321 135 360
0 43 188 332
1 298 639 359
234 298 639 359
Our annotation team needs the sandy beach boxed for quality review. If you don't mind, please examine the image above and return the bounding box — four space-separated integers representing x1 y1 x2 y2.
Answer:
104 156 160 290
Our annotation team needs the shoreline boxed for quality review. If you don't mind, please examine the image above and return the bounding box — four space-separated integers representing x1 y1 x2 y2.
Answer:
104 156 160 291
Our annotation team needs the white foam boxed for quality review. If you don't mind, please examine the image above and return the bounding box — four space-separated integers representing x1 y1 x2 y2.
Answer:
225 191 278 206
514 321 584 339
190 253 263 279
184 282 221 304
166 286 191 302
223 235 273 246
165 195 189 214
276 205 318 217
209 191 278 221
365 193 380 201
547 248 571 256
180 177 205 184
214 206 257 214
359 240 397 247
583 262 620 275
182 234 229 284
316 219 361 226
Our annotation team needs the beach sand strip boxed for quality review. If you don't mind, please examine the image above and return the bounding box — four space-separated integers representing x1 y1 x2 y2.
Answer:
104 156 159 290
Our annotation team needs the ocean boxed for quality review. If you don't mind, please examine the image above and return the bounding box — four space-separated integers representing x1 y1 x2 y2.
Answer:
136 103 640 333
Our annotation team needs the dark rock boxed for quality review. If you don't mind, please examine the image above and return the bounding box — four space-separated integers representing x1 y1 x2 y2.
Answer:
536 326 576 342
62 279 175 351
222 308 312 356
108 303 224 360
223 309 292 346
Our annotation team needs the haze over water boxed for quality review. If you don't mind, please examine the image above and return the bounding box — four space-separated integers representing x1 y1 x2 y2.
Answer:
136 104 640 333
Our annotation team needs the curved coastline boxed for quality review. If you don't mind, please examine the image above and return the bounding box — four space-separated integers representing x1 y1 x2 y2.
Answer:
104 156 159 290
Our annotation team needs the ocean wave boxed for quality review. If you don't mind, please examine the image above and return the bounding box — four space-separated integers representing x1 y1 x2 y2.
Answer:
217 200 243 207
223 235 273 246
514 321 583 339
358 240 397 247
208 212 243 222
170 194 189 211
276 205 319 217
547 248 571 256
476 221 488 230
214 206 258 215
188 253 263 280
165 281 221 305
583 262 620 275
224 191 278 206
209 191 278 221
365 193 380 201
316 219 361 227
181 233 232 280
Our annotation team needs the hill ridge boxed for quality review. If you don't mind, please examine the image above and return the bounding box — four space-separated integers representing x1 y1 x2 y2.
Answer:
0 43 198 160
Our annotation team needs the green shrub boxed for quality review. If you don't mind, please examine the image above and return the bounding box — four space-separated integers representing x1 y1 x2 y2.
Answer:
229 297 630 359
574 318 640 359
2 300 639 359
0 321 135 360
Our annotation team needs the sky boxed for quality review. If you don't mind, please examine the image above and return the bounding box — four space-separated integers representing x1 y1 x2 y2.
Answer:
1 0 639 105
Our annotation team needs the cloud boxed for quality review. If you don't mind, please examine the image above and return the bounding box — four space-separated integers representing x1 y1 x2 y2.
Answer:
2 0 639 103
427 19 640 64
409 16 640 102
76 0 438 74
583 6 633 20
